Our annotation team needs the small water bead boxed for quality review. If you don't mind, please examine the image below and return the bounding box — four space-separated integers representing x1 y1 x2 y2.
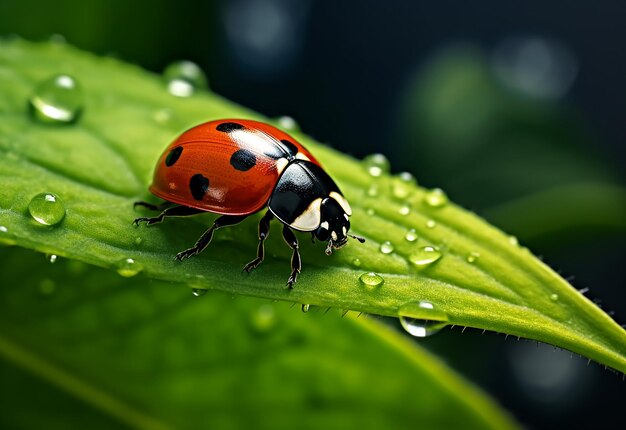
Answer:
550 293 559 302
398 301 449 338
116 258 142 277
379 241 394 254
352 258 362 267
508 235 519 246
404 228 418 242
363 153 390 177
46 254 58 264
426 219 437 229
250 304 276 332
366 208 376 216
466 251 481 263
408 246 442 267
192 288 208 297
392 172 417 199
423 188 449 208
301 304 310 313
359 272 384 288
29 74 83 124
276 115 299 131
28 193 66 226
163 60 208 97
398 205 411 216
153 108 174 124
367 184 379 197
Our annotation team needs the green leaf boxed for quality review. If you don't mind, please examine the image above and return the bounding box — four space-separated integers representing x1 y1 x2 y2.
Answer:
0 247 517 430
0 39 625 373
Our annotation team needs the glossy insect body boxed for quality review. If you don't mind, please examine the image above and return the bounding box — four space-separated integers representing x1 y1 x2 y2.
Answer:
134 119 364 287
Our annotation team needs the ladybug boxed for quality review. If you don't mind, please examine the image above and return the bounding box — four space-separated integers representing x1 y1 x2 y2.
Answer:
134 119 364 288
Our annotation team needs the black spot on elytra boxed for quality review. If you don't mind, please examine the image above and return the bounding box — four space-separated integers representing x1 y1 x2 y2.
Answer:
165 146 183 167
216 122 245 133
280 139 299 156
230 149 257 171
189 174 210 201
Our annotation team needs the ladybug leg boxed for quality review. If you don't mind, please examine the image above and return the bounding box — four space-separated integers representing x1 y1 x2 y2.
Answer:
174 214 248 261
282 226 301 289
133 205 203 226
242 211 274 273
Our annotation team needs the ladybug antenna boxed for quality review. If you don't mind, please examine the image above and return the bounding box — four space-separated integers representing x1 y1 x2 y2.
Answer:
349 234 366 243
325 240 334 256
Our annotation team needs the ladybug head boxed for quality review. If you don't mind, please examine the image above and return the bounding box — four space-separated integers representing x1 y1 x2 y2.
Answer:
315 197 365 255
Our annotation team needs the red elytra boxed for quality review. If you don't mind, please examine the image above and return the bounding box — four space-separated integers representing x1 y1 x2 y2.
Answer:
149 119 320 216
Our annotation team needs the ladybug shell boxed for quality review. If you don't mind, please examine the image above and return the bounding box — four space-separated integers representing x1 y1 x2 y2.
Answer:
149 119 321 215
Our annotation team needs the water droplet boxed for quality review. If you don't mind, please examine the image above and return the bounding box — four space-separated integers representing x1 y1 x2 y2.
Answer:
352 258 362 267
301 303 310 313
398 205 411 215
366 184 379 197
46 254 58 264
153 108 173 124
359 272 384 288
363 153 390 177
397 171 416 184
28 193 66 226
398 301 449 337
0 226 7 234
509 235 519 246
408 246 442 267
405 228 418 242
466 251 480 263
391 172 416 199
163 60 208 97
426 219 437 229
39 279 56 295
250 304 276 332
550 293 559 302
423 188 449 208
366 208 376 216
379 241 394 254
116 258 142 277
192 288 208 297
276 115 299 131
29 74 83 124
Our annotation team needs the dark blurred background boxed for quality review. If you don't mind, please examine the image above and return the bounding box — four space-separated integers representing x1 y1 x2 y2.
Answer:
1 0 625 428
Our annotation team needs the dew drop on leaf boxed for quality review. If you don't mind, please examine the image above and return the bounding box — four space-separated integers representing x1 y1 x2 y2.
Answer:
163 60 208 97
367 184 379 197
363 153 390 177
29 74 83 124
408 246 442 267
398 301 449 338
28 193 66 226
301 303 310 313
116 258 142 277
46 254 58 263
466 251 480 263
405 228 418 242
426 219 437 229
398 205 411 216
423 188 449 208
192 288 208 297
509 235 519 246
550 293 559 302
276 115 299 131
352 258 362 267
379 241 394 254
359 272 384 288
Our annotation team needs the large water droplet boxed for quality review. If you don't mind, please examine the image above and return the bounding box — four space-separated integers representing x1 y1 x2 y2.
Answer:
423 188 449 208
379 241 394 254
405 228 418 242
392 172 416 199
301 303 310 313
192 288 208 297
466 251 480 263
116 258 142 277
29 74 83 124
398 301 449 337
163 60 208 97
276 115 299 131
359 272 384 288
363 153 390 177
398 205 411 216
408 246 442 267
28 193 66 226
